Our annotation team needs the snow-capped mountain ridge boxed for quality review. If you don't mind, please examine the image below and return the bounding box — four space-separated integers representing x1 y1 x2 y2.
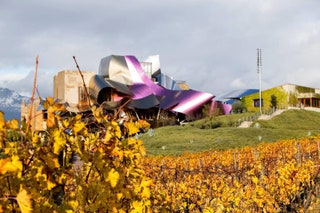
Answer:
0 87 30 120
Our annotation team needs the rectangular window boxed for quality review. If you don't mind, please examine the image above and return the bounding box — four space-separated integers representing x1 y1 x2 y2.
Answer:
254 99 263 107
78 86 88 103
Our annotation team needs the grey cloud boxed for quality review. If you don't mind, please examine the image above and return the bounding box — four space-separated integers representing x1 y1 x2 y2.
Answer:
1 0 320 98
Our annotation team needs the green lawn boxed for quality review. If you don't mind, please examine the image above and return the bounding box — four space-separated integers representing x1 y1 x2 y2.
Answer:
139 109 320 155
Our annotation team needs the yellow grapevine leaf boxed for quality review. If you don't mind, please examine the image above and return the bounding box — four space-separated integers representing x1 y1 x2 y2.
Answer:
53 102 66 112
67 200 79 211
105 122 122 141
117 209 126 213
0 155 23 176
0 111 5 130
41 152 60 169
6 119 19 130
125 122 140 136
91 105 103 123
16 187 33 213
53 130 66 154
137 120 150 130
108 168 120 188
74 113 82 121
43 97 55 109
0 158 10 173
34 166 46 182
73 122 86 135
32 132 40 144
61 119 69 128
203 207 215 213
252 176 259 185
47 179 56 190
110 121 122 139
114 124 122 139
131 201 144 213
46 107 56 128
55 173 69 185
12 155 23 174
139 142 146 156
117 192 123 201
140 184 151 199
105 128 113 142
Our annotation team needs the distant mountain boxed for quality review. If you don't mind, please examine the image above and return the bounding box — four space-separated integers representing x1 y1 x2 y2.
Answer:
0 88 29 120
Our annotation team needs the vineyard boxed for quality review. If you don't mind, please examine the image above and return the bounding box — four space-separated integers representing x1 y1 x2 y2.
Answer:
143 138 320 212
1 98 320 212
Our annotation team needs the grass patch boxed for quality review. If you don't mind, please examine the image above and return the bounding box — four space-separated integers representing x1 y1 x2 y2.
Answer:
192 112 259 128
140 109 320 155
253 109 320 130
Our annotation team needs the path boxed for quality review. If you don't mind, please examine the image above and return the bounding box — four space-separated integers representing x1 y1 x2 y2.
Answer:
237 109 285 128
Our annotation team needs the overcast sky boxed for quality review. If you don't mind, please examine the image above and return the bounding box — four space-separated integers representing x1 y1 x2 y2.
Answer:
1 0 320 98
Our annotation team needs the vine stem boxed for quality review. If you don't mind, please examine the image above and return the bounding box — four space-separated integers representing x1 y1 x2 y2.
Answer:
73 56 91 107
85 163 93 184
24 56 39 145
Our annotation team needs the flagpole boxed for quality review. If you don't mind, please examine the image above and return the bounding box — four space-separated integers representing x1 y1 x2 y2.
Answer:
257 48 262 114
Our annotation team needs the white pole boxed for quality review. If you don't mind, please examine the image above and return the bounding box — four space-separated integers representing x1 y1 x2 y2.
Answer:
257 48 262 114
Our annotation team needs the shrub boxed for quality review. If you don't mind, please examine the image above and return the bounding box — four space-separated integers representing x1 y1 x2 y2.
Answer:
0 97 151 212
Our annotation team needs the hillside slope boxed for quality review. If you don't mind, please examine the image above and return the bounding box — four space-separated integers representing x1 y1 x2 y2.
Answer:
253 109 320 130
141 109 320 155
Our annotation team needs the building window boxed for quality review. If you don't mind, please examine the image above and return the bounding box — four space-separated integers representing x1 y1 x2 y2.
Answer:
79 86 88 103
254 99 263 107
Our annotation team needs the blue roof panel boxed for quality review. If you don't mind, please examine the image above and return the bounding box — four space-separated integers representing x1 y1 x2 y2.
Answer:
222 89 259 99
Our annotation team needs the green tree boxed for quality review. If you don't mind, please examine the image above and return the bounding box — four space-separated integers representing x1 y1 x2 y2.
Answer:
232 100 246 113
270 94 278 110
